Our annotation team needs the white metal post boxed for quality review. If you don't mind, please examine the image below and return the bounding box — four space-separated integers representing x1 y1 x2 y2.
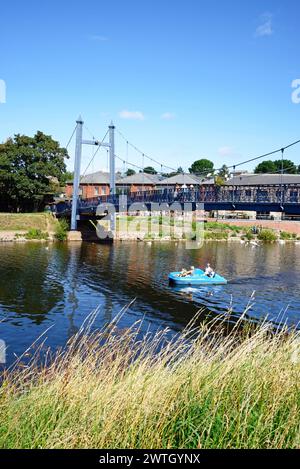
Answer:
109 122 115 195
71 116 83 230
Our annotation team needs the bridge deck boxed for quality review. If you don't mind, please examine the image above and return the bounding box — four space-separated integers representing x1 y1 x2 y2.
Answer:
54 186 300 217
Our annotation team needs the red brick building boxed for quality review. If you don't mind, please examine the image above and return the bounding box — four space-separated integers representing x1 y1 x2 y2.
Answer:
65 171 162 198
65 171 110 199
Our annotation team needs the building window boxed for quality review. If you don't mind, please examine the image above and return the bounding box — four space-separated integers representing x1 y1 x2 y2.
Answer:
94 187 99 196
101 187 106 195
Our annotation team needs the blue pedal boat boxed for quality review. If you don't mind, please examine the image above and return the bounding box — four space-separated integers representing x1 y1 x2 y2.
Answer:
169 268 227 286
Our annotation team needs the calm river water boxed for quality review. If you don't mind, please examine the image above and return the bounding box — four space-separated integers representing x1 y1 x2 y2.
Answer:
0 241 300 365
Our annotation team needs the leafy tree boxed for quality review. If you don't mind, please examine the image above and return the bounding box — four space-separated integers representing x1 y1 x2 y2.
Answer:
143 166 157 174
189 159 214 175
254 160 276 174
254 159 298 174
0 131 68 212
218 164 230 179
162 167 185 178
273 159 297 174
125 168 136 177
61 170 74 184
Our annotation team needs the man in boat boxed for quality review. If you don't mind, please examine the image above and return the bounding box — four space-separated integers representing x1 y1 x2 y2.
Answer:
204 263 215 278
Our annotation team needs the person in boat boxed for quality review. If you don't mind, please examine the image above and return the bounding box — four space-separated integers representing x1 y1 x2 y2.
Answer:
204 263 215 278
178 266 195 277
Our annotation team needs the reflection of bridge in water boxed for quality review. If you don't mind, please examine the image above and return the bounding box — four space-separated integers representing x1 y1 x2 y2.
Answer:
55 184 300 221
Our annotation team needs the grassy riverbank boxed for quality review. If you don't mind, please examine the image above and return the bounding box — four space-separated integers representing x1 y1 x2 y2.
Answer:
1 314 299 449
0 213 57 231
0 213 67 241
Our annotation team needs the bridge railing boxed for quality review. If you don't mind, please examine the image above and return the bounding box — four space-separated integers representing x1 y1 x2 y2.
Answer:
54 185 300 214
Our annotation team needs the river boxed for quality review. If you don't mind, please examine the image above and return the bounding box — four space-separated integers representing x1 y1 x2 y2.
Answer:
0 241 299 365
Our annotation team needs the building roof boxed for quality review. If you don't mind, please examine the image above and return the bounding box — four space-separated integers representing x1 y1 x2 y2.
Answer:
225 173 300 186
116 172 162 185
66 171 110 184
155 173 211 185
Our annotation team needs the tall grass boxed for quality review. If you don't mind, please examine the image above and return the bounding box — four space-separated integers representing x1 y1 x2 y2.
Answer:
0 311 300 449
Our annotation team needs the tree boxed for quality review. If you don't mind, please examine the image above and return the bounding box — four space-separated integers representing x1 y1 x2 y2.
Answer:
189 159 214 175
254 160 276 174
0 131 68 212
218 164 230 179
61 170 74 184
125 168 136 177
273 159 297 174
143 166 157 174
162 167 185 178
254 159 298 174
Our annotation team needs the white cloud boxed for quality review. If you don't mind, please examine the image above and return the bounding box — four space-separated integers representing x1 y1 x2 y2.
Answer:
218 146 234 156
255 13 273 37
161 112 176 120
89 35 109 41
119 110 145 121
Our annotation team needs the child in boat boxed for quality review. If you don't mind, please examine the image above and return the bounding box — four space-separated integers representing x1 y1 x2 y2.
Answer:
205 263 215 278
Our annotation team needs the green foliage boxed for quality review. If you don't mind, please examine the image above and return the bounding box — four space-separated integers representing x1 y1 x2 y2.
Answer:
280 231 293 240
245 230 254 241
0 131 68 212
143 166 157 174
54 218 69 241
1 318 299 449
204 231 228 240
254 159 298 174
273 159 298 174
125 169 136 176
257 229 277 242
218 164 230 179
205 221 241 232
254 160 277 173
214 175 225 186
60 171 74 184
280 231 297 240
25 228 48 240
189 159 214 175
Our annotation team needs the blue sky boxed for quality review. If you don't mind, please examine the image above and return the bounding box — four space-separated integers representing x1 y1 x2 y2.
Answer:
1 0 300 173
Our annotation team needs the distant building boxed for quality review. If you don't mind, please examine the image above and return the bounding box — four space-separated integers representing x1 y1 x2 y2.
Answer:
65 170 300 200
65 171 110 199
226 173 300 186
116 172 162 193
155 173 214 189
65 171 162 198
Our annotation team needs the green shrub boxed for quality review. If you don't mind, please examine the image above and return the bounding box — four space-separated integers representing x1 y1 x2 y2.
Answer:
257 229 277 243
204 231 228 240
245 230 254 241
205 221 241 233
55 218 69 241
280 231 292 240
25 228 48 240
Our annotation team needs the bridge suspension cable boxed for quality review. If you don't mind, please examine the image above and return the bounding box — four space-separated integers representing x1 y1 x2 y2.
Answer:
191 138 300 178
80 129 109 180
65 124 78 150
115 127 178 173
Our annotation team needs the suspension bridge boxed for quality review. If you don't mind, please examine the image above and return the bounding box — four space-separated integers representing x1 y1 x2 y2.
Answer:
55 116 300 230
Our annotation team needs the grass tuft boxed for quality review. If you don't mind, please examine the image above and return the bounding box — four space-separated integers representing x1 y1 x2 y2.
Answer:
0 312 300 449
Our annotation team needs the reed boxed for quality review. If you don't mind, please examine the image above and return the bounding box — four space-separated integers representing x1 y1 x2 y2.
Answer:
0 310 299 449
